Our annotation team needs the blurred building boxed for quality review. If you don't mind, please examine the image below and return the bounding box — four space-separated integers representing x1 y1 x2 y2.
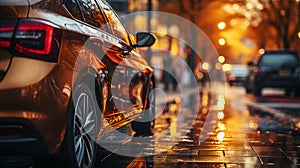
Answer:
106 0 129 15
107 0 184 58
128 0 158 12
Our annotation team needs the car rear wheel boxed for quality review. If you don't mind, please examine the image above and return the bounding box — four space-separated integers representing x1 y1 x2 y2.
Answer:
62 82 98 168
253 83 262 96
285 88 292 97
245 86 251 93
244 81 251 93
295 88 300 97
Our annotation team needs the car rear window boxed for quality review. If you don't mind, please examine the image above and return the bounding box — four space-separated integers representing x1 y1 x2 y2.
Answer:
259 54 298 67
77 0 106 29
231 68 248 76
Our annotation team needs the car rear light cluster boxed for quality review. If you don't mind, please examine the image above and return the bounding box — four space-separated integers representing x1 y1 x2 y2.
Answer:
0 19 61 62
253 67 260 76
0 20 16 48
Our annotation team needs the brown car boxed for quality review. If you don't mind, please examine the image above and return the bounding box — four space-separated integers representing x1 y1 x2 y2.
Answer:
0 0 155 167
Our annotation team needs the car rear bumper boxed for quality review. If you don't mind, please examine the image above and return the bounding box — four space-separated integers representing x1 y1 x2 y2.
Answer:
229 77 246 83
256 78 298 88
0 118 48 156
0 57 73 155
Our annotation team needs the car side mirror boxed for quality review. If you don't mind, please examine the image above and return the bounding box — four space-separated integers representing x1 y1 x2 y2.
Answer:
133 32 156 48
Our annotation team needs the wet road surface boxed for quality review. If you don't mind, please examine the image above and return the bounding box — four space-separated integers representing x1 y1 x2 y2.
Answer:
1 84 300 167
97 84 300 168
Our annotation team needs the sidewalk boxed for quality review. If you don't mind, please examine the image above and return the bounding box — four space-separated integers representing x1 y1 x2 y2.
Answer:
127 92 300 168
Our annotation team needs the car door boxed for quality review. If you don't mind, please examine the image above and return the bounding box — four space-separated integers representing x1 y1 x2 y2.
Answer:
96 0 152 121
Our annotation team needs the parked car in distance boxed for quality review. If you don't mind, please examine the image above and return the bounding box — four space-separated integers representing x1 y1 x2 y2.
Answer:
245 50 299 96
0 0 155 167
227 64 248 86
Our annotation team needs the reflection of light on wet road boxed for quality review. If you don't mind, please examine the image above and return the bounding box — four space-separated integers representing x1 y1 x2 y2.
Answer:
217 132 225 141
249 120 258 130
201 92 209 107
217 111 224 119
218 95 225 102
170 117 177 136
217 95 225 109
212 94 226 110
202 108 208 114
100 85 300 167
218 123 226 131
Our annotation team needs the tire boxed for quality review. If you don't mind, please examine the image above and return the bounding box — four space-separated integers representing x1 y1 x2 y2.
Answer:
244 82 251 93
295 88 300 97
61 82 98 168
253 83 262 96
245 87 251 93
285 88 292 97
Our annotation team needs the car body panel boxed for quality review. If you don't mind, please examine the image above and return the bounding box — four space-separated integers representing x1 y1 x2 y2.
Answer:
0 0 154 156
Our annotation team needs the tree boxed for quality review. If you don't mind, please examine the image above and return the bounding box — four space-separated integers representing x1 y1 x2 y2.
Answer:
158 0 226 63
260 0 299 49
238 0 300 50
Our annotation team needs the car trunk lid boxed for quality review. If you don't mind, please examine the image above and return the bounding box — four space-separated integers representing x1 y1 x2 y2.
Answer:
0 19 18 82
0 1 29 82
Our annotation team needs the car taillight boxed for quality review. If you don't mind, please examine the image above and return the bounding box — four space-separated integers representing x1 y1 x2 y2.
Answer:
0 19 61 62
15 22 54 55
253 67 260 75
0 20 17 48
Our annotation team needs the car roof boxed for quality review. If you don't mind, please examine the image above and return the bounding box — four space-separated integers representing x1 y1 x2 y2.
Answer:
263 50 298 56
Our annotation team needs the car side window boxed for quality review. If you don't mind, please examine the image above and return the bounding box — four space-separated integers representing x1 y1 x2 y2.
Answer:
96 0 131 45
77 0 106 30
64 0 83 21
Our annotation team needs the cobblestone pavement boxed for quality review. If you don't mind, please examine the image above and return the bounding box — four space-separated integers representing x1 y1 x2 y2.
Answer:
98 86 300 168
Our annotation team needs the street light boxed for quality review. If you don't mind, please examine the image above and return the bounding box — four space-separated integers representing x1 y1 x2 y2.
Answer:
202 62 210 71
218 22 226 30
298 32 300 39
218 55 225 63
259 48 265 55
218 38 226 46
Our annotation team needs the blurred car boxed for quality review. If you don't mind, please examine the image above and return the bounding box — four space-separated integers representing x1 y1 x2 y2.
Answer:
0 0 155 167
227 64 248 86
245 50 299 96
294 65 300 96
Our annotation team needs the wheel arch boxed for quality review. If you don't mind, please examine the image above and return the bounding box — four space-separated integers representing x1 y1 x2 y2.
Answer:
72 66 107 114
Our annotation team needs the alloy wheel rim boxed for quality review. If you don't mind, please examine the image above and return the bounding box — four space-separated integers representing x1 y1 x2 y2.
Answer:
74 92 96 167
